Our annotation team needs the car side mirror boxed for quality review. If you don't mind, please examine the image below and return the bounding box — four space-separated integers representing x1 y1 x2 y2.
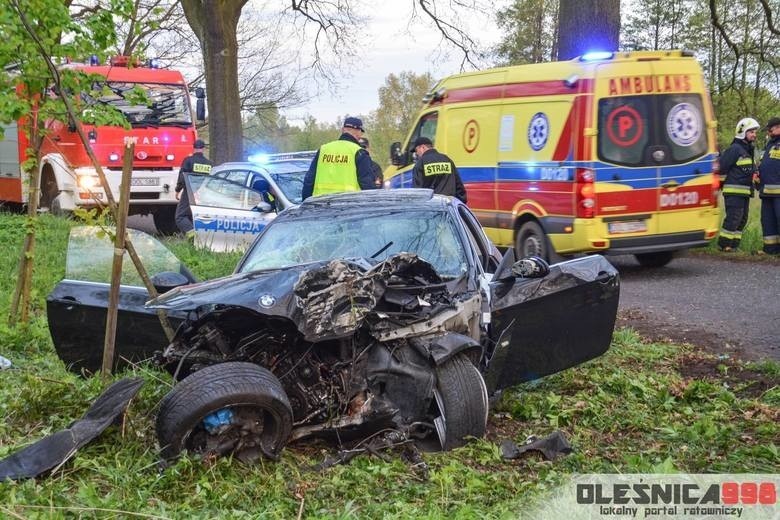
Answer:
511 256 550 278
195 87 206 122
390 141 404 166
150 271 190 294
254 201 273 213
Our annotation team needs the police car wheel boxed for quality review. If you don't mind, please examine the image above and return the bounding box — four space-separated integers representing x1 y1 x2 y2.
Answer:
516 221 548 261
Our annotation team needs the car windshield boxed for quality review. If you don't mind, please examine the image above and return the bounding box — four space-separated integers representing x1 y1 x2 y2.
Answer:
269 171 305 203
86 82 192 127
239 209 468 278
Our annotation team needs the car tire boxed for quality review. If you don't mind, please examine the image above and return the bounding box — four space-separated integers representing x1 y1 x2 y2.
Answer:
152 206 179 235
433 353 489 450
634 251 675 268
156 362 293 462
515 221 549 261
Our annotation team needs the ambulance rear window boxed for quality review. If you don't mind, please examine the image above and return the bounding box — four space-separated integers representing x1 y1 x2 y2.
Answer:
598 94 708 166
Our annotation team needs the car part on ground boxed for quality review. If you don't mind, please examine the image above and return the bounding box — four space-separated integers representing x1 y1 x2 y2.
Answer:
0 378 144 481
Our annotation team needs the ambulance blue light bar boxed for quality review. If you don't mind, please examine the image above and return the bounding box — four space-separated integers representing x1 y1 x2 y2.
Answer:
580 51 614 62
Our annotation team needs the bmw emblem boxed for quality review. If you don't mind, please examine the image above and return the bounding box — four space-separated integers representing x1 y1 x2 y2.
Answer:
258 294 276 308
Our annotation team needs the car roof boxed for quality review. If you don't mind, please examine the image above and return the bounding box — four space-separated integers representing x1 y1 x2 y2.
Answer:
213 160 310 175
281 189 455 216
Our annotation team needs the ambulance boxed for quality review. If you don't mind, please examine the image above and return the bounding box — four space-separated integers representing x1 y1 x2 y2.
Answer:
385 50 721 267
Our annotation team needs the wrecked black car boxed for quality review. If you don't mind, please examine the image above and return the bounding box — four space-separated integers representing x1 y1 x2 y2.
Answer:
48 189 620 461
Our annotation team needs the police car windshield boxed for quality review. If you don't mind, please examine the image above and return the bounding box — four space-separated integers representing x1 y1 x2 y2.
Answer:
239 210 468 278
269 172 305 203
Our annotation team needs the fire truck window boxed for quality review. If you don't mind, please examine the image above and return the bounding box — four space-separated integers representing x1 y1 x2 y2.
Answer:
598 96 650 166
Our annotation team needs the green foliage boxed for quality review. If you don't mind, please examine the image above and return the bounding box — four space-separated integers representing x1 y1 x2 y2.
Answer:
0 212 777 515
494 0 559 65
367 71 435 169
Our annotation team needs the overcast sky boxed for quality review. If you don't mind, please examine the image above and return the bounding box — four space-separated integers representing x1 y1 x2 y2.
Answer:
280 5 506 127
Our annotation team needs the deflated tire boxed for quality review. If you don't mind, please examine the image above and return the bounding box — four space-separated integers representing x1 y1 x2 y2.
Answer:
156 362 293 462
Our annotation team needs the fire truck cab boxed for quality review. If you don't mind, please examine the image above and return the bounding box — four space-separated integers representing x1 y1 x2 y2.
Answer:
0 56 199 233
386 50 721 267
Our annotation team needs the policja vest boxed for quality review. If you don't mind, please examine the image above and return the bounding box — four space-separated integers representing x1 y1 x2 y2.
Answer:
313 140 362 196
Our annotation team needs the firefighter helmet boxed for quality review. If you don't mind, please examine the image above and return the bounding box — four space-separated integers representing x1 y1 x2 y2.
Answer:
735 118 760 139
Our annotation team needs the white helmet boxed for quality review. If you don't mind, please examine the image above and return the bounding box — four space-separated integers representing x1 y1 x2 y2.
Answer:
735 117 760 139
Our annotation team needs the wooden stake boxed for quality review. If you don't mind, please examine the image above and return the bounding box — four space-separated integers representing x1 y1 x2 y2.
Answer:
101 139 135 378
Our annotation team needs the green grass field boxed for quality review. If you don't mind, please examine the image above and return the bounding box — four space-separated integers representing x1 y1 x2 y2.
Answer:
0 211 777 518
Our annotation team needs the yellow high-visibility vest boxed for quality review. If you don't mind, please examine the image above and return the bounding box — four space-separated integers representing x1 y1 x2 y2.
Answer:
313 140 361 196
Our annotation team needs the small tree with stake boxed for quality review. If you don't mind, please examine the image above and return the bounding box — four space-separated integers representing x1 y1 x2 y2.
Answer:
1 0 174 377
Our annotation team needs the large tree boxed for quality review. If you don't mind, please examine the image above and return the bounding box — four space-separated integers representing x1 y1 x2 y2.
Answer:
180 0 247 164
557 0 620 59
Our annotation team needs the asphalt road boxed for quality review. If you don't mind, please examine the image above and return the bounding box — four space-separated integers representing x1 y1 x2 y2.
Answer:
609 254 779 362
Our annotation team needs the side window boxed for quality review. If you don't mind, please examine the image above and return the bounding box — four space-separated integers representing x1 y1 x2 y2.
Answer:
187 174 264 210
225 170 250 186
408 111 439 155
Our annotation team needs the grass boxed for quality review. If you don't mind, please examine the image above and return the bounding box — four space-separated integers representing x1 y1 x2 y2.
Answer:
0 210 777 518
699 195 769 256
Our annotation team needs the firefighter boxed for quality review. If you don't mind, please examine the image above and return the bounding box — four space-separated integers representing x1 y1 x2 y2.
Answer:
411 137 467 203
717 118 759 251
757 117 780 255
358 137 384 188
302 117 376 199
175 139 212 235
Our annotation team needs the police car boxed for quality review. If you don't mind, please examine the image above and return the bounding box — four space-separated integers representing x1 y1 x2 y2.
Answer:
188 152 315 251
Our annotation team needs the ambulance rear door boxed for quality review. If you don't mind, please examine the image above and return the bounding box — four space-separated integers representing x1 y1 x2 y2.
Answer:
594 59 713 241
594 60 661 238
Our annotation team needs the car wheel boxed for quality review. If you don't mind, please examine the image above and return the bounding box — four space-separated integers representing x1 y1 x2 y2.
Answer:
156 362 293 462
515 221 549 261
433 353 489 450
634 251 675 268
152 206 179 235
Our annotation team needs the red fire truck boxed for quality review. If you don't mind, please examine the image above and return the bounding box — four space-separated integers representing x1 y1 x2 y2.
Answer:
0 56 202 233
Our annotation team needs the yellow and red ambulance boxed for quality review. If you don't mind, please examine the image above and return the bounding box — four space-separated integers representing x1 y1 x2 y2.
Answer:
385 50 721 267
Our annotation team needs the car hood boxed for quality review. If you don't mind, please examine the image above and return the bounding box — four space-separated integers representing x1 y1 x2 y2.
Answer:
147 254 468 342
147 259 343 319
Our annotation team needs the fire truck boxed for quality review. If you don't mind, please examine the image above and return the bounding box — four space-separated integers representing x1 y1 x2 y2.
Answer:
385 50 721 267
0 56 203 233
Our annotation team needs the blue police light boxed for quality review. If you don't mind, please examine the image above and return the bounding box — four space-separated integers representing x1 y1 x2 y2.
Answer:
89 54 100 66
147 58 161 69
580 51 614 62
248 153 270 164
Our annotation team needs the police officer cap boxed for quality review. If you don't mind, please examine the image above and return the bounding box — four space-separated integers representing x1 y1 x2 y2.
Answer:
413 136 433 148
343 117 364 132
766 117 780 130
193 139 207 149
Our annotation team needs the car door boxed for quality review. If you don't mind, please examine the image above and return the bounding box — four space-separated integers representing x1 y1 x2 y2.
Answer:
186 173 276 252
483 253 620 393
46 226 194 374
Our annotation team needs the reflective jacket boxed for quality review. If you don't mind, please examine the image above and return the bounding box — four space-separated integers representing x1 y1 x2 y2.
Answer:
412 148 467 203
758 135 780 198
302 133 376 199
719 138 756 197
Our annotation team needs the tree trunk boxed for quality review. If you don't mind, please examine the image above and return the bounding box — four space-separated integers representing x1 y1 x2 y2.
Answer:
181 0 247 164
557 0 620 60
